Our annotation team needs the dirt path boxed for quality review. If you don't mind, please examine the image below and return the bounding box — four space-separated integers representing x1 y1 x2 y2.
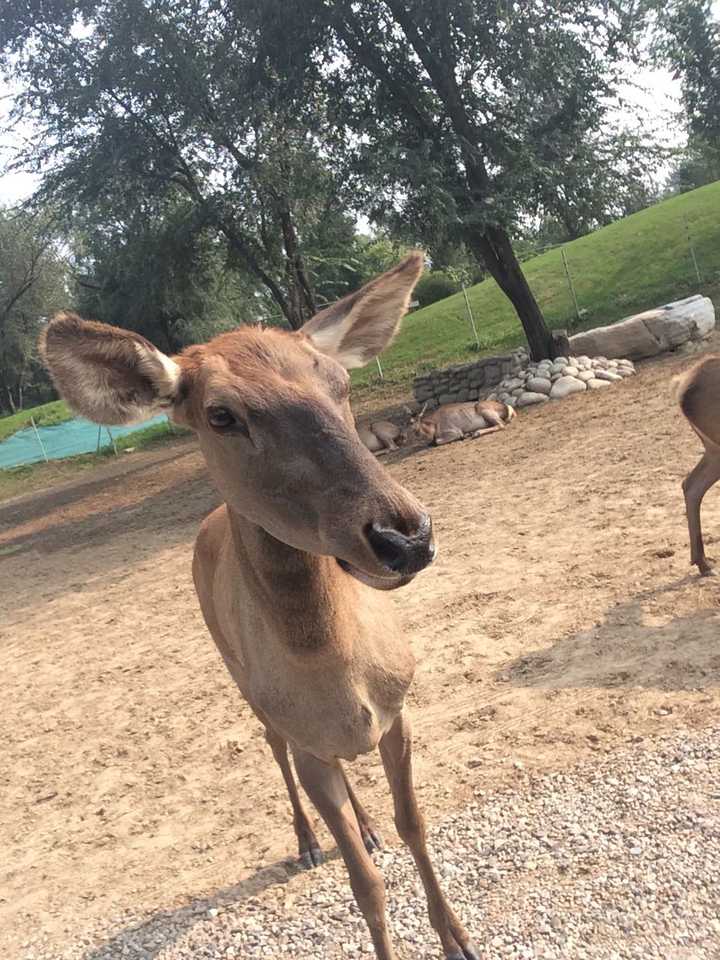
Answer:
2 345 719 958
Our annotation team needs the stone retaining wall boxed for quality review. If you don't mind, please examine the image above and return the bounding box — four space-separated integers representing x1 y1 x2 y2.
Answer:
413 348 527 407
413 294 716 408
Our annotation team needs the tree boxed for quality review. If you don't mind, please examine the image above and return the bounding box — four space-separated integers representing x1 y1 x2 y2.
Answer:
0 208 68 412
71 194 261 352
532 129 660 240
0 0 358 330
246 0 653 358
657 1 720 145
665 137 720 194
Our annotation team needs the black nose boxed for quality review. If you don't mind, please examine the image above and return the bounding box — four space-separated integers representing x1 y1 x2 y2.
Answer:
366 514 435 575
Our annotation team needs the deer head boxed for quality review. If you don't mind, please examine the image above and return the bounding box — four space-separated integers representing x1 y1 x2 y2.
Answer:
41 254 436 590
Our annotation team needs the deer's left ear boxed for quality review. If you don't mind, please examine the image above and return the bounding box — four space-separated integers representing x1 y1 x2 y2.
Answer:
301 252 424 369
40 312 182 425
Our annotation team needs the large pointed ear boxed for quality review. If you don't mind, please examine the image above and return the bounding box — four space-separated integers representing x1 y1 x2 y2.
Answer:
39 312 182 425
301 251 424 368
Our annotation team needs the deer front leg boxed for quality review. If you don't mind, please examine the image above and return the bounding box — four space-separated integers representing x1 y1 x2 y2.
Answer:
469 425 502 440
264 726 324 868
682 451 720 575
293 749 398 960
379 713 479 960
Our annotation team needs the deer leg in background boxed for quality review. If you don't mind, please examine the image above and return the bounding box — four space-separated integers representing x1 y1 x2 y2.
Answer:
265 725 324 868
682 451 720 575
342 767 384 853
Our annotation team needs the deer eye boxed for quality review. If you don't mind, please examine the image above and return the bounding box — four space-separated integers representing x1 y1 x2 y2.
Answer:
207 406 236 430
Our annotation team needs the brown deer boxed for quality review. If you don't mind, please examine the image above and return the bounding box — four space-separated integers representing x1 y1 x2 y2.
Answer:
411 398 516 446
677 354 720 575
40 253 478 960
357 419 406 456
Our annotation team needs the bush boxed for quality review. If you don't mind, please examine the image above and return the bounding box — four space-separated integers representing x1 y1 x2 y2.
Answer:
413 270 460 308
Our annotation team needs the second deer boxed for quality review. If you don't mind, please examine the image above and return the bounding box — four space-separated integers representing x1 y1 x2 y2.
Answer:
678 354 720 575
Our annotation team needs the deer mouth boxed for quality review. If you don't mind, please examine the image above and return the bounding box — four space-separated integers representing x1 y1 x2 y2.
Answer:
336 558 415 591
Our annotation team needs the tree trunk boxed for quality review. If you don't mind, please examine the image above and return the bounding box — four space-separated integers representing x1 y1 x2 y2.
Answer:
279 200 317 328
467 224 556 361
220 219 305 330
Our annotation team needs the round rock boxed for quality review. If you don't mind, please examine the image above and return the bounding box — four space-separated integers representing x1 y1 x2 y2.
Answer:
587 377 611 389
525 377 552 395
593 369 623 382
550 376 587 399
516 391 549 407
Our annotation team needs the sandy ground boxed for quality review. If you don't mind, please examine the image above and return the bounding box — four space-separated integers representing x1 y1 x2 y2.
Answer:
2 343 720 958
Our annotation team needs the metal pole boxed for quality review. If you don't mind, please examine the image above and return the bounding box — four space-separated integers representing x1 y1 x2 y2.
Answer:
461 284 481 349
561 247 581 323
96 424 102 454
375 357 384 380
106 427 118 456
30 416 49 463
685 218 702 284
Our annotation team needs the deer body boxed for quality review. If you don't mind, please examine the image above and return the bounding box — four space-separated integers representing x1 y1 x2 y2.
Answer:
678 354 720 575
358 419 405 456
41 254 478 960
414 398 516 445
193 505 415 763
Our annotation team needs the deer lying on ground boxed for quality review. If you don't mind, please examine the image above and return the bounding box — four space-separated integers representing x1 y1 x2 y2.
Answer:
40 254 478 960
677 354 720 575
357 419 406 455
411 398 516 446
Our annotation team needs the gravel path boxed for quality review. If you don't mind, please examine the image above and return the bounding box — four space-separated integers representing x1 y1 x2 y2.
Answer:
22 725 720 960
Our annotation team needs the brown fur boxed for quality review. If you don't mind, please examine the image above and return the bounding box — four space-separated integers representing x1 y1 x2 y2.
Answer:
40 255 477 960
413 398 516 446
357 419 406 455
677 355 720 575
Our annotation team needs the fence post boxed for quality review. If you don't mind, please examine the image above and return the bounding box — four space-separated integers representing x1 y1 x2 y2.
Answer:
106 427 118 456
561 247 581 323
461 283 481 349
30 417 50 463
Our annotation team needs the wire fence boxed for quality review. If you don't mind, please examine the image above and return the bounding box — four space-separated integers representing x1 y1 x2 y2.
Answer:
0 413 171 471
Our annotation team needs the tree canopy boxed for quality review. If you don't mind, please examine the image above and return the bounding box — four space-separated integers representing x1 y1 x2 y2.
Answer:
1 0 661 361
226 0 659 356
0 208 68 413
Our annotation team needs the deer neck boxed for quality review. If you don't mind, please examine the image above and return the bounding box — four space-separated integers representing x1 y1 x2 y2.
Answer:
226 506 351 653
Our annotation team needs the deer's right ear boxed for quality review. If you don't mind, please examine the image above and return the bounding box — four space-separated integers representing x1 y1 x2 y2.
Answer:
40 312 182 425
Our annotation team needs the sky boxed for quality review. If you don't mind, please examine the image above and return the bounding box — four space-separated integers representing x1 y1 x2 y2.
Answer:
0 40 693 208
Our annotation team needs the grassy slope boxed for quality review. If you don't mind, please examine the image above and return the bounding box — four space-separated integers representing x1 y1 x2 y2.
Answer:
0 399 72 442
353 181 720 392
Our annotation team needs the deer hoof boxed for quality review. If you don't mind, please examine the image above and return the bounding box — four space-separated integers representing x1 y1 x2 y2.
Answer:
447 944 481 960
360 823 384 854
299 845 324 869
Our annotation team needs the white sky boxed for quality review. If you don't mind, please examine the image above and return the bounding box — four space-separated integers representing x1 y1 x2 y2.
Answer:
0 36 698 207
